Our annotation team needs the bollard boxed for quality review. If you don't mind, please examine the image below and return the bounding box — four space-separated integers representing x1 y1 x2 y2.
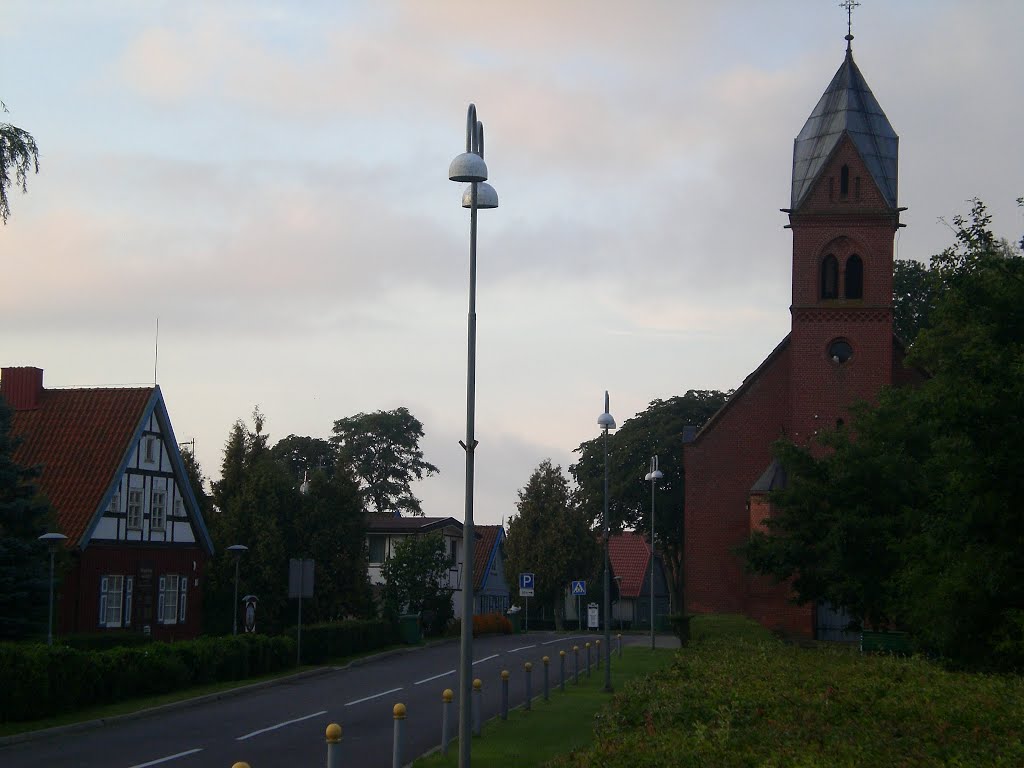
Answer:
573 645 580 684
559 649 566 692
542 656 550 702
585 642 592 677
441 689 454 756
326 723 342 768
472 678 482 736
524 662 533 710
596 639 602 669
232 764 251 768
392 703 406 768
500 670 510 721
618 633 623 659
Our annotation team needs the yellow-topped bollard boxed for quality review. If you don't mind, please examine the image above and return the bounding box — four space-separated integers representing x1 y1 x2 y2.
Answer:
473 677 483 690
326 723 342 742
472 678 483 735
442 688 454 702
392 703 406 768
393 702 407 719
441 689 454 755
232 763 251 768
325 722 343 768
524 661 533 671
501 669 510 680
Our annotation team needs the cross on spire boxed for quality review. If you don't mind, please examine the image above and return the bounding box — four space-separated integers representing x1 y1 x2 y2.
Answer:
840 0 860 49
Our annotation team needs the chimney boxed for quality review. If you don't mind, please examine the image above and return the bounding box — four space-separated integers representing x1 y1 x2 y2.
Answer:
0 367 45 410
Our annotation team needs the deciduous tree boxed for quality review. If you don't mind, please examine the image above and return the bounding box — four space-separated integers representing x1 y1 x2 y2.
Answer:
1 103 40 224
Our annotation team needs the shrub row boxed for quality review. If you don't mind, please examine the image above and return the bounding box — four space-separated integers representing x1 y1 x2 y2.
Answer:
287 619 400 664
473 612 513 636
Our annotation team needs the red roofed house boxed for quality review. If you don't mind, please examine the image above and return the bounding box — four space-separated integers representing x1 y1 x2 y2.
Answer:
608 532 669 630
472 524 510 615
1 366 213 641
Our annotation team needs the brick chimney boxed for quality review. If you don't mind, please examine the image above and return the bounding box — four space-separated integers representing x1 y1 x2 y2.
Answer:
0 367 45 410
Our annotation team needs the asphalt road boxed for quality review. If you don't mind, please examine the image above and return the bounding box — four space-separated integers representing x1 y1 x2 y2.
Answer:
0 631 669 768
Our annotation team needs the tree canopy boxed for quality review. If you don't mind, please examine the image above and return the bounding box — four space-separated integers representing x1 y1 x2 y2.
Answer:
380 532 453 634
331 407 438 517
1 103 40 224
745 198 1024 669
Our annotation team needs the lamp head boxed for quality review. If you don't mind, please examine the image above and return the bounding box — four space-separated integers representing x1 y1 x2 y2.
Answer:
462 182 498 209
227 544 249 556
644 470 664 481
38 532 67 551
598 412 616 430
449 152 488 183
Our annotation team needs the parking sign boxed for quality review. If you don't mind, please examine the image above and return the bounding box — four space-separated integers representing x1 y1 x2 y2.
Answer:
519 572 535 597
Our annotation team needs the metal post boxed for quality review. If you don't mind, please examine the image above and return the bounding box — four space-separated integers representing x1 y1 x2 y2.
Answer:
542 656 550 702
326 723 342 768
573 645 579 684
500 671 509 720
524 662 533 710
603 421 612 692
232 556 240 636
578 595 581 631
559 650 566 692
618 633 623 659
651 457 657 651
585 642 591 677
392 704 406 768
46 549 56 647
596 639 602 669
297 590 303 666
472 678 482 736
442 689 453 756
525 595 529 633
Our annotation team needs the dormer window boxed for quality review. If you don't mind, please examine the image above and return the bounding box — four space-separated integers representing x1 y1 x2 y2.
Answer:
821 255 839 299
844 254 864 299
840 165 850 197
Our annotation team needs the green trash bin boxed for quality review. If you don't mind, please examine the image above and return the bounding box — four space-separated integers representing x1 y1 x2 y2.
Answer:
507 610 521 634
399 613 422 644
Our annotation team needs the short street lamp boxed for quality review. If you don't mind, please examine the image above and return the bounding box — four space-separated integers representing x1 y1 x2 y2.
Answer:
598 392 616 692
227 544 248 635
38 532 67 646
450 102 498 768
644 456 664 650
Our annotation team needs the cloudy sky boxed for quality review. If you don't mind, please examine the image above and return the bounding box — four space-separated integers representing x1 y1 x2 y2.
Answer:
3 1 1022 526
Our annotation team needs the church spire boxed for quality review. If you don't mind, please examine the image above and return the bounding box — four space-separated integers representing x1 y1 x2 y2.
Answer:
841 0 860 52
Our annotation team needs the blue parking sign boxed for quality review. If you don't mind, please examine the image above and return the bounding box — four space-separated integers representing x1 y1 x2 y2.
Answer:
519 572 535 596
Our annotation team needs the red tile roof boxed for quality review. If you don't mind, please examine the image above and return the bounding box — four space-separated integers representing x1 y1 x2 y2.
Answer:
608 532 654 599
473 525 503 591
9 385 155 547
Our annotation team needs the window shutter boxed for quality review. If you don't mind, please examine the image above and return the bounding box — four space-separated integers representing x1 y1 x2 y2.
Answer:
157 576 166 624
179 577 187 623
99 576 108 627
125 577 134 627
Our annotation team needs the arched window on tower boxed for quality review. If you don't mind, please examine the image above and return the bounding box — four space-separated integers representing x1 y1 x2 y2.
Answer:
840 164 850 197
821 255 839 299
845 254 863 299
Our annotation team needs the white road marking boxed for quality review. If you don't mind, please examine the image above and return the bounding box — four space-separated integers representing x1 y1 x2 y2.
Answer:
345 687 403 706
127 748 203 767
543 635 585 645
507 644 537 653
472 653 499 665
236 710 328 741
415 669 455 685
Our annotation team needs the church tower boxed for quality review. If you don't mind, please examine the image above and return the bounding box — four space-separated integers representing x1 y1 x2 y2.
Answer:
785 34 902 443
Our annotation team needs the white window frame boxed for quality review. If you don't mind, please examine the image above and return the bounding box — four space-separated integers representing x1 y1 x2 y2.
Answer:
368 535 387 564
99 575 125 628
151 490 166 531
174 497 184 519
144 436 157 464
108 490 120 514
158 574 180 625
127 489 143 529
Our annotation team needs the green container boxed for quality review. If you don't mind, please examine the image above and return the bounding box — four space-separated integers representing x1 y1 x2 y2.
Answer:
399 614 422 644
508 612 521 634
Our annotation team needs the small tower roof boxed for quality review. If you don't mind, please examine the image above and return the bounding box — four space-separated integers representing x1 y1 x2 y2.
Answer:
791 48 898 210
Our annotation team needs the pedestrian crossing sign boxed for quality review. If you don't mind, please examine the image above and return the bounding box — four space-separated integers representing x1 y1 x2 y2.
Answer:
571 580 586 596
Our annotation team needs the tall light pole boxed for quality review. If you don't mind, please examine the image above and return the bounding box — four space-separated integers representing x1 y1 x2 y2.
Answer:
227 544 248 635
598 392 616 692
449 102 498 768
38 532 67 646
644 456 663 651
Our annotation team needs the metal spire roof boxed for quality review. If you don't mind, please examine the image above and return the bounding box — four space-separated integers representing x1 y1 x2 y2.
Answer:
791 46 898 210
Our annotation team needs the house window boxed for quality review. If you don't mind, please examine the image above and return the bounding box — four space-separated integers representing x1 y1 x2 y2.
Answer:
158 574 183 624
127 489 143 529
145 436 156 464
449 538 458 565
174 497 184 519
99 575 133 628
844 254 864 299
821 255 839 299
151 490 166 531
108 491 120 514
368 535 386 564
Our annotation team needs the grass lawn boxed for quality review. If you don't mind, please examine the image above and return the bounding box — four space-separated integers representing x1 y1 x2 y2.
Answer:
412 646 677 768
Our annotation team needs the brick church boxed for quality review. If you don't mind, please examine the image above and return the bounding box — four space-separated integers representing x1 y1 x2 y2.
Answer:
683 33 922 638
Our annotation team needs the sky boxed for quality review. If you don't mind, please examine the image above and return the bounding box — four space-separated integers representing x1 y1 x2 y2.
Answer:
2 1 1022 527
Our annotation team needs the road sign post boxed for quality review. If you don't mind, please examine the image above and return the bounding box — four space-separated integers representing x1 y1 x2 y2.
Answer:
519 573 535 632
571 580 586 631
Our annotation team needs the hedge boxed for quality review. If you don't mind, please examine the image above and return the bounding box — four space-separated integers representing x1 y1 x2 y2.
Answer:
287 619 400 664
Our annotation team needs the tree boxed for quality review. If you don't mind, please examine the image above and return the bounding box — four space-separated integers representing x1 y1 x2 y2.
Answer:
1 102 40 224
745 199 1024 668
893 258 937 345
271 435 339 482
331 407 438 517
505 460 600 626
380 532 453 634
0 396 55 639
569 391 731 612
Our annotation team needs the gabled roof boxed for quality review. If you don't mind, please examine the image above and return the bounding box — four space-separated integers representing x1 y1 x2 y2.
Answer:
791 47 898 210
473 524 504 591
366 516 467 535
608 532 654 599
8 383 188 548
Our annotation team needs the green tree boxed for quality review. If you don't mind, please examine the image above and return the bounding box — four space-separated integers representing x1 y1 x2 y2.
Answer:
380 532 453 634
505 460 600 627
893 258 937 345
569 391 731 612
331 407 438 517
1 103 40 224
745 199 1024 668
271 435 338 482
0 396 55 638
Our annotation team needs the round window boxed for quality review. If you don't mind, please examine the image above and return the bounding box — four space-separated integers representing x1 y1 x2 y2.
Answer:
828 339 853 363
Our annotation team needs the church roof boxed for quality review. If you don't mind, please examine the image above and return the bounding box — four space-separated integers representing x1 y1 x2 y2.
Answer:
751 459 788 493
791 47 898 210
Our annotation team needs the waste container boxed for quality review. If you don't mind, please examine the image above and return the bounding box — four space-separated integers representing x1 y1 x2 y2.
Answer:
507 605 522 634
399 613 422 644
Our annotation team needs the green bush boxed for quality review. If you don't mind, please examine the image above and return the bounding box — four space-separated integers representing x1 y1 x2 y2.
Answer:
290 618 399 664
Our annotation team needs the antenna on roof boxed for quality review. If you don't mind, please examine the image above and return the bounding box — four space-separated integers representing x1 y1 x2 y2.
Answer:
153 317 159 386
840 0 860 50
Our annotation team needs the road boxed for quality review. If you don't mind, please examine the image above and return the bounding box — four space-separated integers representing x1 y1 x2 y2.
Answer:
0 631 664 768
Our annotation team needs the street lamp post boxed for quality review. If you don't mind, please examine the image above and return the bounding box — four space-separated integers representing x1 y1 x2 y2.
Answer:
644 456 664 651
449 102 498 768
226 544 248 635
598 392 616 692
38 532 67 646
